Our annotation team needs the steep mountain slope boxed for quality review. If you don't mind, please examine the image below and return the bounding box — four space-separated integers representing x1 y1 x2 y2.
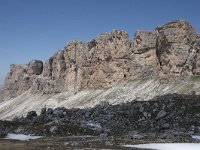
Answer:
0 19 200 120
0 85 2 102
0 77 200 120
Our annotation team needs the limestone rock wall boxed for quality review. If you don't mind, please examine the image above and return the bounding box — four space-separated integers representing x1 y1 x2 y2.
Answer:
156 20 198 76
2 20 200 99
194 36 200 74
132 30 159 71
2 60 43 98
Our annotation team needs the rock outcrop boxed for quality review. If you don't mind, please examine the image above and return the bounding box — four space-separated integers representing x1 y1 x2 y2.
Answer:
132 30 159 71
2 59 44 98
2 20 200 99
156 20 198 76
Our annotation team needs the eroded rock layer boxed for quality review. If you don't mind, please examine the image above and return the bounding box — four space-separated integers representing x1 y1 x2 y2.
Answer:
2 20 200 99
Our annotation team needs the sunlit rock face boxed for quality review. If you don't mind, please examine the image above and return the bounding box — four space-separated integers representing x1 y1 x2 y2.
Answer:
2 20 200 99
133 30 159 71
156 20 198 76
2 60 43 99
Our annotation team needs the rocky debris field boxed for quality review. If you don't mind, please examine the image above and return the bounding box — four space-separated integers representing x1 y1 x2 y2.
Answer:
0 93 200 145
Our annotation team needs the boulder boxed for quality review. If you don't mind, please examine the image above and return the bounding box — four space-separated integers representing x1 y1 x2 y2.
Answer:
156 110 167 119
40 107 46 115
27 60 43 75
47 108 54 115
26 111 37 120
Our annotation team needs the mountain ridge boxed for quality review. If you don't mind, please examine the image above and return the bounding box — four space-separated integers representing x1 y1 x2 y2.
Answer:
1 19 200 101
1 19 200 120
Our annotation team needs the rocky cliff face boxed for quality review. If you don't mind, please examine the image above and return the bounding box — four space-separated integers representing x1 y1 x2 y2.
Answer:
2 20 200 99
156 20 198 76
2 60 43 99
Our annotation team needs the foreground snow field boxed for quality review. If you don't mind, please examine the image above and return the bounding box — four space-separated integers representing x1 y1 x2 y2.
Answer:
123 143 200 150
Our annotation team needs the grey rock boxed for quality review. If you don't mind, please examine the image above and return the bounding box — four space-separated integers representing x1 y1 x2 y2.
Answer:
53 109 64 118
143 112 148 117
139 106 144 112
27 60 43 75
0 121 7 137
99 101 110 107
99 133 108 142
26 111 37 119
47 108 53 115
41 107 46 115
162 123 170 128
50 126 58 134
156 110 167 119
127 131 146 139
194 126 200 133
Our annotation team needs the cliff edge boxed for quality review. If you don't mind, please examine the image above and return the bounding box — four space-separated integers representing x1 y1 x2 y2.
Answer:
1 20 200 100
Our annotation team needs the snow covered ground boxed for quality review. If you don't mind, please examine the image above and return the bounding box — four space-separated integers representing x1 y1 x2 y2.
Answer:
123 143 200 150
3 133 43 141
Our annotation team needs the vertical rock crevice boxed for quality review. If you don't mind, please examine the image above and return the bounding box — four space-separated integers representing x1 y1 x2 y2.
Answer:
155 20 198 77
74 43 78 94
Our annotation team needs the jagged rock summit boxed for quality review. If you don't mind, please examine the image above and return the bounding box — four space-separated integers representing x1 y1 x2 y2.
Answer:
2 20 200 100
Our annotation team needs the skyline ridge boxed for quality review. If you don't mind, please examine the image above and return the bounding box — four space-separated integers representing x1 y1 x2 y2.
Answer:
1 0 200 84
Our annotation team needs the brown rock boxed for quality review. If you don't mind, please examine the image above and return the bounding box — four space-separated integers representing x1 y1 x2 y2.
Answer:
80 30 132 89
156 20 198 76
156 20 197 44
2 60 43 98
42 57 53 77
193 36 200 74
94 30 131 61
63 41 86 92
2 64 32 98
2 20 200 99
132 30 160 71
31 77 63 94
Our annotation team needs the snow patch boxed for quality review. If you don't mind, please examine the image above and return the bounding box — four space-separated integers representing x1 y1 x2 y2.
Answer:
87 122 102 129
192 135 200 140
3 133 43 141
123 143 200 150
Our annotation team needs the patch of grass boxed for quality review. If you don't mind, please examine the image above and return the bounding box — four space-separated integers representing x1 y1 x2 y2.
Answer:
184 105 200 114
3 120 27 131
58 124 98 136
190 75 200 82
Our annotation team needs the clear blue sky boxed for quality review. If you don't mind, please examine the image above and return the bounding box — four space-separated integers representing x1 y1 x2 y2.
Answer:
0 0 200 84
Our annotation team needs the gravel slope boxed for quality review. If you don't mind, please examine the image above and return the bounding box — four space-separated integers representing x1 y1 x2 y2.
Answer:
0 78 200 120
